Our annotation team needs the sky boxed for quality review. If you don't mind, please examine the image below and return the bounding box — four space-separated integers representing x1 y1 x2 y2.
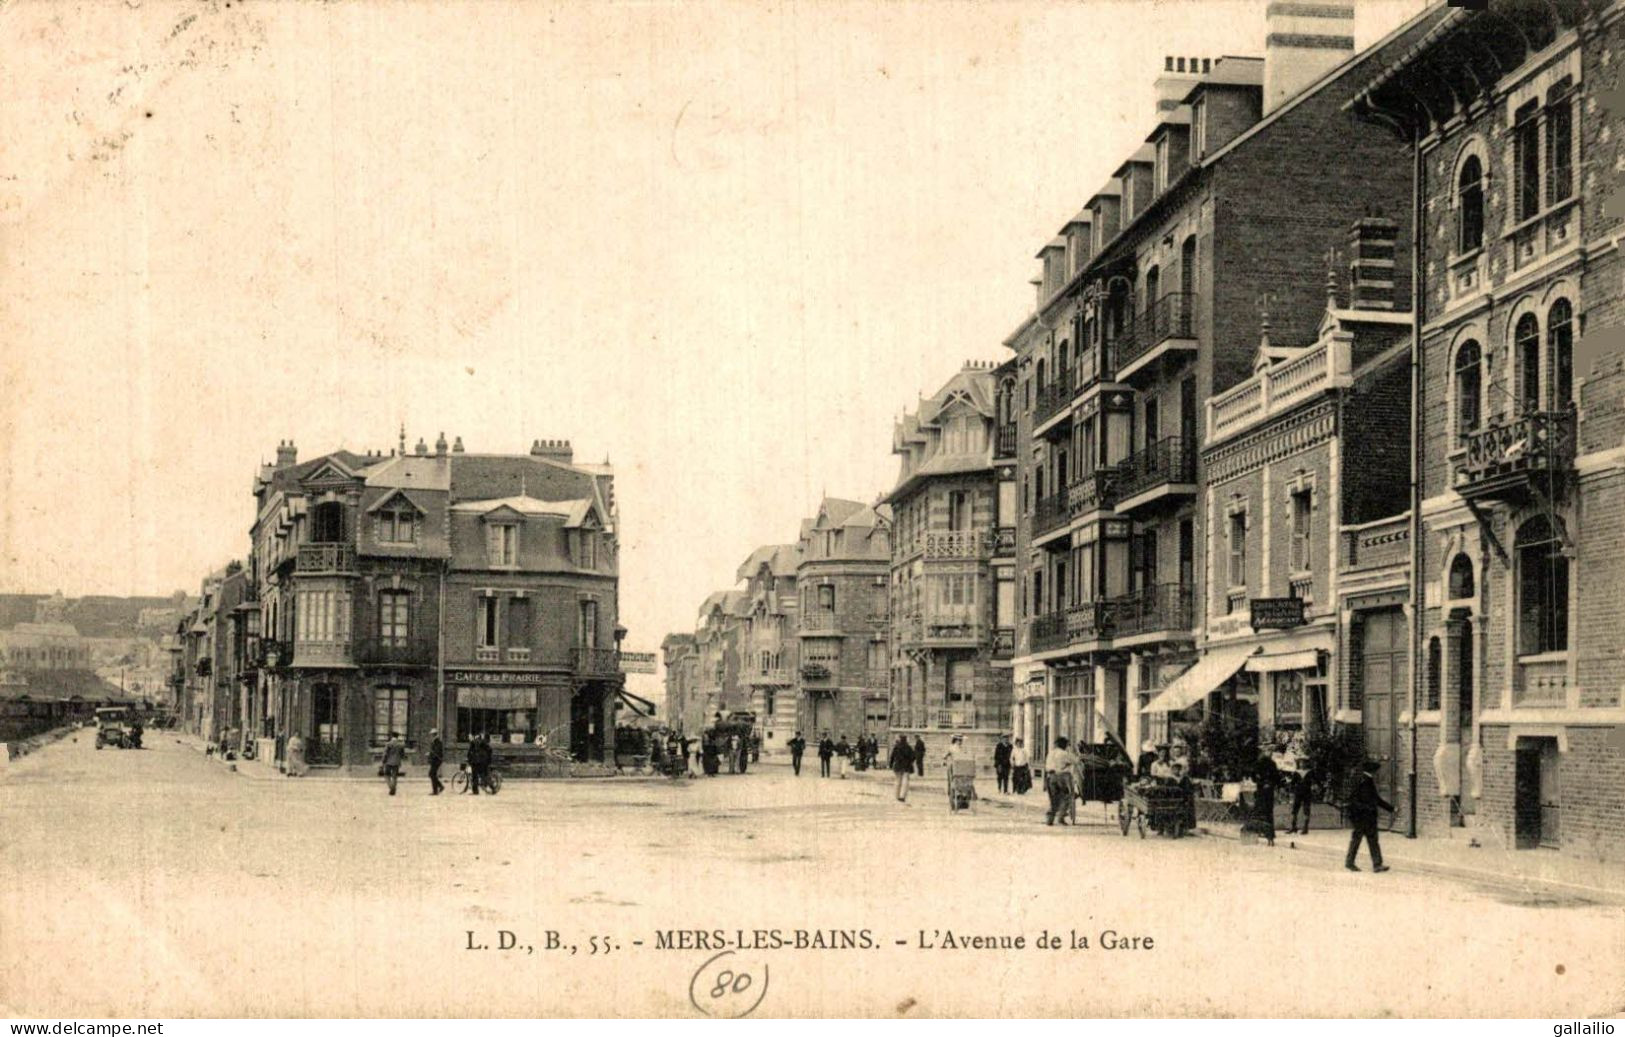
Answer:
0 0 1427 691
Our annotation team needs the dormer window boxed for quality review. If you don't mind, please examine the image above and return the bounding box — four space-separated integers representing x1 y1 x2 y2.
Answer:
580 531 597 569
486 523 518 567
1155 136 1171 193
1191 99 1207 159
378 505 417 544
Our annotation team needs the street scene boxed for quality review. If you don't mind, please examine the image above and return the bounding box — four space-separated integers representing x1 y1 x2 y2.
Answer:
1 733 1621 1018
3 0 1624 1021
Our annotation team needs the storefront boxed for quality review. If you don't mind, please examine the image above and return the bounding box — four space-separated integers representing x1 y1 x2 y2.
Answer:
447 668 573 752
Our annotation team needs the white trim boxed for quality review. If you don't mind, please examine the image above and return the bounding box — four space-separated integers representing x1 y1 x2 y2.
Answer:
1479 708 1625 726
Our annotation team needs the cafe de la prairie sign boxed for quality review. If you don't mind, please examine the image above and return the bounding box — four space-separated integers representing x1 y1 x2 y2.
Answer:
1249 597 1307 631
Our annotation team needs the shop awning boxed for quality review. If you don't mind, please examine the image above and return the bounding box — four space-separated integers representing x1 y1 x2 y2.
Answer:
617 689 657 717
1140 643 1261 714
1245 648 1322 673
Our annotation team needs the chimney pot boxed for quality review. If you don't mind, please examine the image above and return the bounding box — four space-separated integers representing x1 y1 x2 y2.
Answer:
414 438 428 456
452 436 464 453
435 432 448 456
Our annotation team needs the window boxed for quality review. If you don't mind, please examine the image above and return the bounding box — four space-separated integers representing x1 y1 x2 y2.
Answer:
1516 313 1541 413
310 501 344 543
1227 511 1247 589
372 686 409 746
1453 340 1482 441
947 491 970 532
1457 154 1484 253
1290 489 1312 573
1425 638 1442 712
486 523 517 567
378 590 410 647
866 641 886 671
1549 299 1574 408
1513 101 1540 223
1191 99 1206 158
1143 266 1160 313
477 597 499 650
580 532 597 569
506 597 532 654
817 584 835 611
1274 671 1305 729
378 505 417 544
1516 516 1568 656
1448 553 1475 600
947 660 973 704
296 589 350 642
1134 530 1157 592
1546 80 1573 207
579 599 598 648
1155 135 1170 193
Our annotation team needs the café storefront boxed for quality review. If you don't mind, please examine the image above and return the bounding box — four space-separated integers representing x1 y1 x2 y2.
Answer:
447 668 576 755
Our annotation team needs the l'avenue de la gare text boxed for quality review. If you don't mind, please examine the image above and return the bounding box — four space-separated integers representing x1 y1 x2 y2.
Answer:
650 929 1156 952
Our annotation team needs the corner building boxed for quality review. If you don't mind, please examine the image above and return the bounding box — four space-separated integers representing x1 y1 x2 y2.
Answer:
1349 0 1625 860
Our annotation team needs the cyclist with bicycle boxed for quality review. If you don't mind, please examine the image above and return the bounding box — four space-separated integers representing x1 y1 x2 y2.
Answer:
468 733 495 796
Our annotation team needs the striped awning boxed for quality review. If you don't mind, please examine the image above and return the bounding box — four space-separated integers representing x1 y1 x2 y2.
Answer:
1140 644 1260 714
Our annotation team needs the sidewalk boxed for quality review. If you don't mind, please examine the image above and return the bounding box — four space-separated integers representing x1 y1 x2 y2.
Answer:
1204 815 1625 904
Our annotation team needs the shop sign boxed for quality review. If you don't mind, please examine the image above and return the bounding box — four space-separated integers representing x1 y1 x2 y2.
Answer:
1249 597 1306 631
619 651 658 675
445 669 547 686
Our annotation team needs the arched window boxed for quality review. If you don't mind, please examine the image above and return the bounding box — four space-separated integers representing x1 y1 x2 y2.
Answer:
1515 313 1541 413
1548 299 1574 408
1515 516 1568 656
1144 266 1161 310
1180 235 1197 297
1457 155 1484 253
1036 358 1046 393
1453 340 1482 440
1448 554 1475 600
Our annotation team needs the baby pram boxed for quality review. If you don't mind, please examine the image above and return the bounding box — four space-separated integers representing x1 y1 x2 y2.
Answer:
947 756 978 812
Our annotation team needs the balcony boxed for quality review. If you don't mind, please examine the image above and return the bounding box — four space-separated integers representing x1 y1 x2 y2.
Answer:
897 611 984 649
890 704 1012 731
995 423 1018 458
800 662 835 684
1033 490 1070 540
1033 380 1073 432
1029 602 1113 656
296 543 356 574
1030 611 1068 653
1341 514 1411 576
290 639 353 668
1037 469 1122 544
1113 436 1196 514
924 529 988 560
1105 582 1195 642
799 611 838 634
355 636 436 667
992 626 1015 659
1454 410 1576 505
1113 293 1196 383
573 647 621 677
1206 337 1352 445
747 667 791 687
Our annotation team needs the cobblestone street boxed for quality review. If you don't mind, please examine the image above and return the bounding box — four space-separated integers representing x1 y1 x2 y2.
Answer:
2 735 1620 1017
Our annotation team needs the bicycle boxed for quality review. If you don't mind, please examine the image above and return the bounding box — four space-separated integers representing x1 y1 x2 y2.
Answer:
451 763 503 795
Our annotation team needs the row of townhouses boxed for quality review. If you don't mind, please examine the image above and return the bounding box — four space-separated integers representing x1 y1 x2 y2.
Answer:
664 0 1624 863
168 433 629 775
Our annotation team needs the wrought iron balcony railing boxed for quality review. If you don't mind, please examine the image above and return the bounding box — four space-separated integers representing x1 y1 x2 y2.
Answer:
355 636 436 667
923 529 988 560
1106 582 1195 639
1033 381 1072 427
296 543 356 574
1455 410 1576 503
1114 293 1195 373
1114 435 1196 505
573 647 621 677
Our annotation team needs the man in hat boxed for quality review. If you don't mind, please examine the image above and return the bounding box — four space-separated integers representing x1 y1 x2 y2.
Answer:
1150 743 1176 782
993 734 1013 794
1345 759 1394 872
427 727 445 795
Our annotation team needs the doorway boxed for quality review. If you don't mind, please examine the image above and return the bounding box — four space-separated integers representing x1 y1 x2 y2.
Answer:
1358 609 1407 806
812 694 835 739
309 683 342 766
570 686 605 762
1456 625 1475 818
1514 737 1560 849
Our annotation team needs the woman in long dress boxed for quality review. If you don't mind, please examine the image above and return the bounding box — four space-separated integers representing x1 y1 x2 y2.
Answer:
284 733 307 777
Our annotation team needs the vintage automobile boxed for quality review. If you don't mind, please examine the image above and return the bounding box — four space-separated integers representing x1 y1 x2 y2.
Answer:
94 707 131 750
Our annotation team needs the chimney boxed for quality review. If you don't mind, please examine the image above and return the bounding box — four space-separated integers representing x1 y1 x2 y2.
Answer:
1347 216 1398 311
435 431 448 457
275 440 298 469
1152 55 1208 122
414 437 428 456
452 436 465 453
1263 2 1354 115
529 438 574 464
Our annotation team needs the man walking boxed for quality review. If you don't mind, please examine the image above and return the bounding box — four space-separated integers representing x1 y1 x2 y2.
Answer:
913 735 927 777
818 733 834 778
788 731 807 776
427 728 445 795
993 734 1013 794
1045 736 1078 826
889 734 915 802
1345 759 1393 872
382 731 407 796
468 733 493 796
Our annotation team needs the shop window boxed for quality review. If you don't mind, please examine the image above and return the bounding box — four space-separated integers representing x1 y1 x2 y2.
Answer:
372 686 409 746
1274 671 1305 730
1516 516 1569 656
1457 154 1484 253
1453 340 1482 441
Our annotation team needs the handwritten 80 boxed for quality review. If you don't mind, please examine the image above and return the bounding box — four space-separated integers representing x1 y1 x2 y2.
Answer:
688 950 769 1018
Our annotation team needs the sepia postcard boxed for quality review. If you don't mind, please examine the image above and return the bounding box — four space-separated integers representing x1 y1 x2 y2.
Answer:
2 0 1623 1021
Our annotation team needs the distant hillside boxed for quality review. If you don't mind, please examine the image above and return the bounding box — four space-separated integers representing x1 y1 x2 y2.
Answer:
0 593 188 639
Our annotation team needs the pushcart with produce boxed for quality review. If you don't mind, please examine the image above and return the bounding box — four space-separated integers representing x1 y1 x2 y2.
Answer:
1119 780 1193 838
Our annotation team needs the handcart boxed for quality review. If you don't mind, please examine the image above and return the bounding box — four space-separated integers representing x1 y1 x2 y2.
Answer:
947 757 978 812
1118 781 1191 839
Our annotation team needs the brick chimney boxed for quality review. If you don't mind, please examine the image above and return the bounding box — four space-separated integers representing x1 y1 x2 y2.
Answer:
274 440 298 469
1263 2 1354 115
1153 55 1209 121
529 439 574 464
1347 216 1398 311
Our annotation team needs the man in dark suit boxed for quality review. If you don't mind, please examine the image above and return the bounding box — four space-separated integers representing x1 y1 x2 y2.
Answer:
788 731 807 775
993 735 1013 794
913 735 927 777
427 728 445 795
817 733 835 777
1345 759 1394 872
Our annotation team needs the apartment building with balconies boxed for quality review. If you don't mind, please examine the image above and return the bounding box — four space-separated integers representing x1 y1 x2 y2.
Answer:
1004 4 1441 770
660 633 703 737
794 498 891 743
248 433 623 773
1349 0 1625 861
885 361 1017 772
736 543 802 754
694 589 748 723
